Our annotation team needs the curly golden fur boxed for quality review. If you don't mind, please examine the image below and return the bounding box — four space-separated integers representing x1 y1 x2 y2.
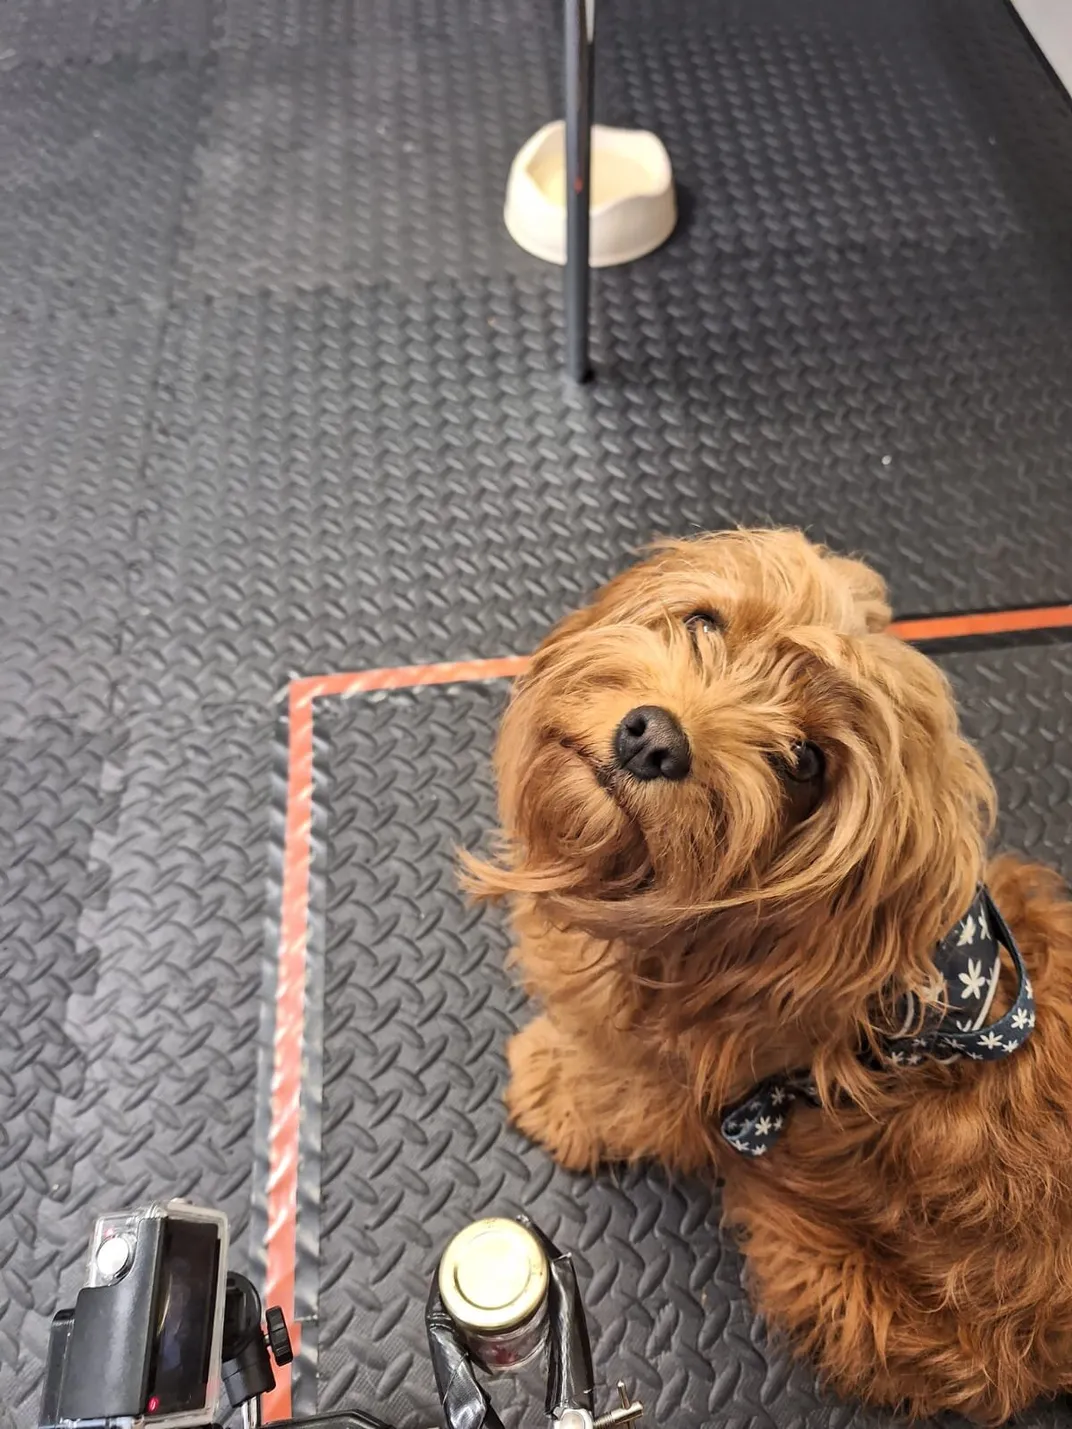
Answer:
463 529 1072 1422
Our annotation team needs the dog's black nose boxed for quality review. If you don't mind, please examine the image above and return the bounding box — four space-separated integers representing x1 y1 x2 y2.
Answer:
614 706 691 781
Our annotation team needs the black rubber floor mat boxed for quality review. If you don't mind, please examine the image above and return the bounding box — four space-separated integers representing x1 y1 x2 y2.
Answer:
124 0 1072 713
0 719 127 1424
0 0 212 66
0 55 206 732
0 706 272 1429
3 0 1072 729
313 643 1072 1429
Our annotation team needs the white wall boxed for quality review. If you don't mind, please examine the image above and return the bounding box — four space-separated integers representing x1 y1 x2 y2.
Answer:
1012 0 1072 98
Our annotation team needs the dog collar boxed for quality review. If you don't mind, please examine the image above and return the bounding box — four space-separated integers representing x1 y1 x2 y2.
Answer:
720 887 1035 1158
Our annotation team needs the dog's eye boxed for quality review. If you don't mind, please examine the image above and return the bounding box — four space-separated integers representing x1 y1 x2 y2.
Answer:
684 610 722 638
785 740 825 784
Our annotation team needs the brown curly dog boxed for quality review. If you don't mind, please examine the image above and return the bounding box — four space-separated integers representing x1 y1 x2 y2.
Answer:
463 528 1072 1423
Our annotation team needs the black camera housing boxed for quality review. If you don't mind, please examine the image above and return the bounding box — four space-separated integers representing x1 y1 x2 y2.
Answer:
39 1202 228 1429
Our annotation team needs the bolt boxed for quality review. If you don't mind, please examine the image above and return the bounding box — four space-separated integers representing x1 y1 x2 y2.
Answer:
593 1381 644 1429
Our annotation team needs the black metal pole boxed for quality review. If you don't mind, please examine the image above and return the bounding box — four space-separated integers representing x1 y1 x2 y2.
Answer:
564 0 594 382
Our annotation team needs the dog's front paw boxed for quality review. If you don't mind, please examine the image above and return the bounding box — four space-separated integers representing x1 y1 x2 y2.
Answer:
505 1018 603 1173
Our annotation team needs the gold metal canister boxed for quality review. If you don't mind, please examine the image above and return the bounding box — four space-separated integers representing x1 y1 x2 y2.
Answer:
438 1217 550 1372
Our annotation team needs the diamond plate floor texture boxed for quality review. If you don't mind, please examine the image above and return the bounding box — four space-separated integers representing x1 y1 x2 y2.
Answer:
3 0 1072 1422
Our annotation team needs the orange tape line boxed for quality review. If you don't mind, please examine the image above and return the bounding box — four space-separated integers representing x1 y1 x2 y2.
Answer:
263 686 315 1421
261 655 526 1417
289 654 532 707
890 605 1072 642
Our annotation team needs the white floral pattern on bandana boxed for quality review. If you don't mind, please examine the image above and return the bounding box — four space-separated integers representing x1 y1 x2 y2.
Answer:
720 888 1035 1158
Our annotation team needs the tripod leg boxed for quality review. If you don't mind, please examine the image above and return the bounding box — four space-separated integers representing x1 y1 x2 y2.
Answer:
564 0 595 381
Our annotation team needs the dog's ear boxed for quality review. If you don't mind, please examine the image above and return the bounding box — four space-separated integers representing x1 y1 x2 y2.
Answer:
823 553 891 634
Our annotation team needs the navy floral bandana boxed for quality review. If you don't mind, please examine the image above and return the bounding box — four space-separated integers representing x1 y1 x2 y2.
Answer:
720 888 1035 1157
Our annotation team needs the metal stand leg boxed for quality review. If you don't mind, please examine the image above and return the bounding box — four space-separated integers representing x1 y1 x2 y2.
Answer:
564 0 594 382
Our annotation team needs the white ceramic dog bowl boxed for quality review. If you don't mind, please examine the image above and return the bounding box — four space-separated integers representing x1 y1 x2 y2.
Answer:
504 120 676 267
